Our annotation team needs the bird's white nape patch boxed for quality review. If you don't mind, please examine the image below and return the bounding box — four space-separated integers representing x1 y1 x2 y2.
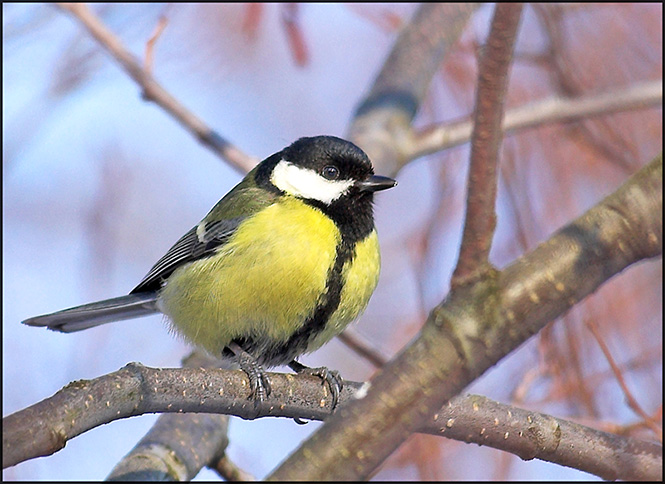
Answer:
271 160 354 204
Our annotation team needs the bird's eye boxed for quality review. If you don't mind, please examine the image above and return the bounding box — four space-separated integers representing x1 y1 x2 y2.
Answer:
321 165 339 180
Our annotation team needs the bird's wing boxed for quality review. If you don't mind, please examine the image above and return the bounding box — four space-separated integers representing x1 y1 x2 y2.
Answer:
131 184 277 293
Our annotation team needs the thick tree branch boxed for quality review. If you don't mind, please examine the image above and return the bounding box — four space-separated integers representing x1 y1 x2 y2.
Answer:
267 154 661 480
452 3 523 286
56 3 257 174
424 394 662 481
4 363 661 480
2 363 351 469
349 3 478 176
104 352 232 481
106 413 230 481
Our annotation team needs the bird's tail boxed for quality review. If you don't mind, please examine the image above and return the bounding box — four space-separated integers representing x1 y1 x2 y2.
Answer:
22 292 159 333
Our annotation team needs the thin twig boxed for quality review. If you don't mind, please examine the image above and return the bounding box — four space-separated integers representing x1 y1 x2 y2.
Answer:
281 4 309 66
211 454 257 481
408 80 662 161
56 3 257 174
337 328 388 368
586 319 663 441
144 10 170 75
451 3 523 286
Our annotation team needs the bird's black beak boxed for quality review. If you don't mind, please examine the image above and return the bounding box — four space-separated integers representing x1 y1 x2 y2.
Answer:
357 175 397 193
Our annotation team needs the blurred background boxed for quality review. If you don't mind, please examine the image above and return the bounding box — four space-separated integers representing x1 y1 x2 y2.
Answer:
3 3 662 480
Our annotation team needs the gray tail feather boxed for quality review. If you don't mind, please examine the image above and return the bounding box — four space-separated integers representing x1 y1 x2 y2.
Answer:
22 292 160 333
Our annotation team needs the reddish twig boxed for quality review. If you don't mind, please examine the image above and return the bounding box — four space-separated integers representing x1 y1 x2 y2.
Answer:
338 328 388 368
144 10 170 75
451 3 523 287
586 319 663 441
281 3 309 66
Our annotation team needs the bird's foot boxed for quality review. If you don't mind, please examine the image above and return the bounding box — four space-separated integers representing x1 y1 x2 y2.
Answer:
288 360 343 411
228 343 271 402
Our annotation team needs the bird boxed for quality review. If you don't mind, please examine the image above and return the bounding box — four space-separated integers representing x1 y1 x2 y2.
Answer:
23 135 397 405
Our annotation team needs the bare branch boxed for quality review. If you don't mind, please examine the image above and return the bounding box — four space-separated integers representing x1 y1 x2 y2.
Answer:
2 363 349 469
425 394 662 481
4 363 661 480
106 413 230 481
105 352 232 481
348 3 478 176
408 79 663 160
211 454 257 481
56 3 257 173
452 3 523 286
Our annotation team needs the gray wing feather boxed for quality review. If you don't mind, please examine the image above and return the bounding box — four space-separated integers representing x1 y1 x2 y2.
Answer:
131 217 245 293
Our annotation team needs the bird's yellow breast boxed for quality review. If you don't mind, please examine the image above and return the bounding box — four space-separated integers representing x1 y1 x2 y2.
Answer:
158 196 379 357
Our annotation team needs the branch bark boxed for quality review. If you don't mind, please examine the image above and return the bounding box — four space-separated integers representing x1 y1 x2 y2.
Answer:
104 352 232 481
408 79 663 162
4 363 661 480
106 413 230 481
349 3 478 176
452 3 523 286
2 363 349 469
424 394 662 481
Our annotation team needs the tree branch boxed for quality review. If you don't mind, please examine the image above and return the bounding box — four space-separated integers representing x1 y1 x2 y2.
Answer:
337 328 388 368
210 453 256 481
452 3 523 286
104 352 232 481
408 79 663 161
424 394 662 481
106 413 230 481
348 3 478 176
4 363 661 480
2 363 350 469
56 3 257 173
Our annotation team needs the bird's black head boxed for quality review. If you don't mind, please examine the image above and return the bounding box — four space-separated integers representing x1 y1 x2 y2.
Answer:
257 136 395 202
256 136 396 241
281 135 374 187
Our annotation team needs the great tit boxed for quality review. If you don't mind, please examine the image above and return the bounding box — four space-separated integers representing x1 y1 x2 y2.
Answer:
23 135 396 403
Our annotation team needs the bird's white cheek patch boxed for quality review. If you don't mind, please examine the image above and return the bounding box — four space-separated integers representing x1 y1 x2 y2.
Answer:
271 160 354 204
